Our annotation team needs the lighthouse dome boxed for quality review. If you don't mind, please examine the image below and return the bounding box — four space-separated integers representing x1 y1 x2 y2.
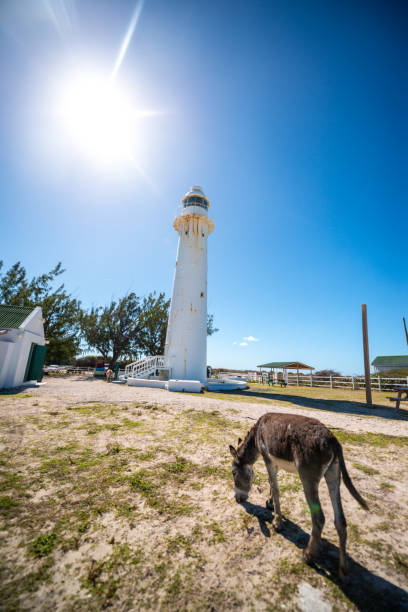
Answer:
181 185 210 210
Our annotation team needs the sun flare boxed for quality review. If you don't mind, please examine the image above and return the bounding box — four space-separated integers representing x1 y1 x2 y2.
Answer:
57 74 135 165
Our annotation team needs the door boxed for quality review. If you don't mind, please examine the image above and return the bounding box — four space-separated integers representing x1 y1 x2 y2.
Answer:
24 344 47 382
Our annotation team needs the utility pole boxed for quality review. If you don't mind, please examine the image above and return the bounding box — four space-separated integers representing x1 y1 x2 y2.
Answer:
361 304 372 406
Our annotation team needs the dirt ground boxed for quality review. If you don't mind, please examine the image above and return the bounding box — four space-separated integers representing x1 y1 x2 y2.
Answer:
0 376 407 611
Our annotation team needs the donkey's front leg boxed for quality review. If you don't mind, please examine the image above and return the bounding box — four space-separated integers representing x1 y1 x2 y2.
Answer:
263 455 282 531
299 469 325 564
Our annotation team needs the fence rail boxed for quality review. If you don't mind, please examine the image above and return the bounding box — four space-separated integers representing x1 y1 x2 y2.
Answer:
247 373 408 391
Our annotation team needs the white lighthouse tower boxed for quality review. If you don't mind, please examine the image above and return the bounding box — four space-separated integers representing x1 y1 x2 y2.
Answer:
164 186 214 384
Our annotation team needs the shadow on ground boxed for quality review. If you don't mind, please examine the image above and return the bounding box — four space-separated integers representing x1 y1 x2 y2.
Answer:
240 501 408 612
217 388 408 421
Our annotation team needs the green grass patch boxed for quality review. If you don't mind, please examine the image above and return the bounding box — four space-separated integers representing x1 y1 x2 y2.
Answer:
70 404 118 416
29 532 57 558
0 470 24 492
0 495 20 516
352 462 380 475
0 393 33 399
394 552 408 577
209 521 225 543
332 429 408 447
121 418 142 429
379 481 395 490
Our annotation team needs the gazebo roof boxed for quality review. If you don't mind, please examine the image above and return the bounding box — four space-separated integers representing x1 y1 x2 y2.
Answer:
257 361 314 370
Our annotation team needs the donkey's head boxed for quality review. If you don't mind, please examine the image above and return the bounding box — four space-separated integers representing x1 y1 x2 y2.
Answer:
229 438 254 502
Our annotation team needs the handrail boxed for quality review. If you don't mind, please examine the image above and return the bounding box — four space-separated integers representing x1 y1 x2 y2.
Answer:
125 355 167 379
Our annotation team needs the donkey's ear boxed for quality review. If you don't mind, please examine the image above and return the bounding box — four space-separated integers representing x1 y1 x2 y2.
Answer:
238 437 242 445
229 445 238 459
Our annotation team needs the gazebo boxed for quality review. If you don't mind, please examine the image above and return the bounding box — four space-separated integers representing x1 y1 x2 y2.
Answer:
257 361 314 383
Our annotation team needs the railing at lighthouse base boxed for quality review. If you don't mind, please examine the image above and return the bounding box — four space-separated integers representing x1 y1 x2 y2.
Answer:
122 356 247 392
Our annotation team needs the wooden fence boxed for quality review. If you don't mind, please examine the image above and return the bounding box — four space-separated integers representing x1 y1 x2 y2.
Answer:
248 373 408 391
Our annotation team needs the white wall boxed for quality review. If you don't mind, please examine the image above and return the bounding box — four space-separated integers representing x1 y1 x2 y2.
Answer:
165 209 214 383
373 364 407 373
0 307 45 389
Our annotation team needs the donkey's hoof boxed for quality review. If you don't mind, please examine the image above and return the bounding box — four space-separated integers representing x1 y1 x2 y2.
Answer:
266 498 274 511
272 517 283 531
302 549 316 565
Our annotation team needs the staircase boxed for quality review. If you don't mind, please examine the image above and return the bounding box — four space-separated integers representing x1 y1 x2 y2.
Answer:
124 356 168 380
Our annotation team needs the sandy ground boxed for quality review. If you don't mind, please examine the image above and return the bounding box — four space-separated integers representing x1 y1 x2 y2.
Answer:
0 376 407 612
17 376 408 437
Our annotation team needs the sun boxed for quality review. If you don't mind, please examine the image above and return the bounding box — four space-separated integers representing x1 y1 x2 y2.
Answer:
57 73 135 166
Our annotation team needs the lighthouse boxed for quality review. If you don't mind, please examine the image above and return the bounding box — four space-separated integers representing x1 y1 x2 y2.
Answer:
164 186 214 384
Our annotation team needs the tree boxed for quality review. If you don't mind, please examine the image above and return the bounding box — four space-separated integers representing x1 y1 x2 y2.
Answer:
315 369 341 377
0 261 82 363
80 292 171 367
80 293 143 367
138 293 170 356
206 314 219 336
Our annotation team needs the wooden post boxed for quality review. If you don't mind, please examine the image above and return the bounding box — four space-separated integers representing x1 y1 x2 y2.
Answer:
351 376 355 390
361 304 372 406
378 376 382 392
297 370 299 386
330 375 333 389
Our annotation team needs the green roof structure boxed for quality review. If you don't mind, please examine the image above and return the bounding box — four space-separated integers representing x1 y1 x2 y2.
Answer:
257 361 314 370
371 355 408 367
0 305 36 329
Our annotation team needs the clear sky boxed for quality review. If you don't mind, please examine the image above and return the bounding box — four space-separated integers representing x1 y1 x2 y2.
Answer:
1 0 407 374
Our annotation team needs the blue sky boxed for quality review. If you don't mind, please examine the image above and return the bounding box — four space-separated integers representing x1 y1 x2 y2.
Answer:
1 0 407 373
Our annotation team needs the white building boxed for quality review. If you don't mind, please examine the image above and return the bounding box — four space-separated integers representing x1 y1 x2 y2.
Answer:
371 355 408 373
0 305 46 389
164 186 214 383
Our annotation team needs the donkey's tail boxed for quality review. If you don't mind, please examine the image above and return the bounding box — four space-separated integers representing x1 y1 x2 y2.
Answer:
336 442 369 511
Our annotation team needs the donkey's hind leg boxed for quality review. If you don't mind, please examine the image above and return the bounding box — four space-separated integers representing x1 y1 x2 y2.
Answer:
325 460 348 581
263 455 282 530
299 468 325 564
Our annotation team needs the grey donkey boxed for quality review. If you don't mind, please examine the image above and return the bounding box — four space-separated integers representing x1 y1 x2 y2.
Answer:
229 412 369 580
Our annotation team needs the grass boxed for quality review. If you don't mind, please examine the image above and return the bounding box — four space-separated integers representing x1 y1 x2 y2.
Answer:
332 429 408 447
202 382 407 411
0 392 33 399
29 533 57 558
352 462 380 475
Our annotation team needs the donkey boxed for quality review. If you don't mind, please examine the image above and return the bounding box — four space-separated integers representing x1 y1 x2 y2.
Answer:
229 412 369 580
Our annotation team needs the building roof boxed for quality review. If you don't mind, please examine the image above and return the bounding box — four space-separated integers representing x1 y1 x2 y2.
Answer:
371 355 408 367
0 305 36 329
257 361 314 370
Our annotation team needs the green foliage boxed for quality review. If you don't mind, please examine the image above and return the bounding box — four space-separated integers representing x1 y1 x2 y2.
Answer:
80 292 170 366
138 292 170 356
206 313 219 336
372 368 408 378
0 261 82 363
314 369 341 377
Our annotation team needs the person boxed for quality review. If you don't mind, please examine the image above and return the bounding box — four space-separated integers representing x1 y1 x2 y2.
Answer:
106 367 114 383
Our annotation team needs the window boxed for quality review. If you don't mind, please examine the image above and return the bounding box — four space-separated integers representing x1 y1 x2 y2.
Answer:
183 196 208 210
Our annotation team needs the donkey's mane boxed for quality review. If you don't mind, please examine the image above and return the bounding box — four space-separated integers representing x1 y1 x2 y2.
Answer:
237 424 258 464
237 425 254 453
